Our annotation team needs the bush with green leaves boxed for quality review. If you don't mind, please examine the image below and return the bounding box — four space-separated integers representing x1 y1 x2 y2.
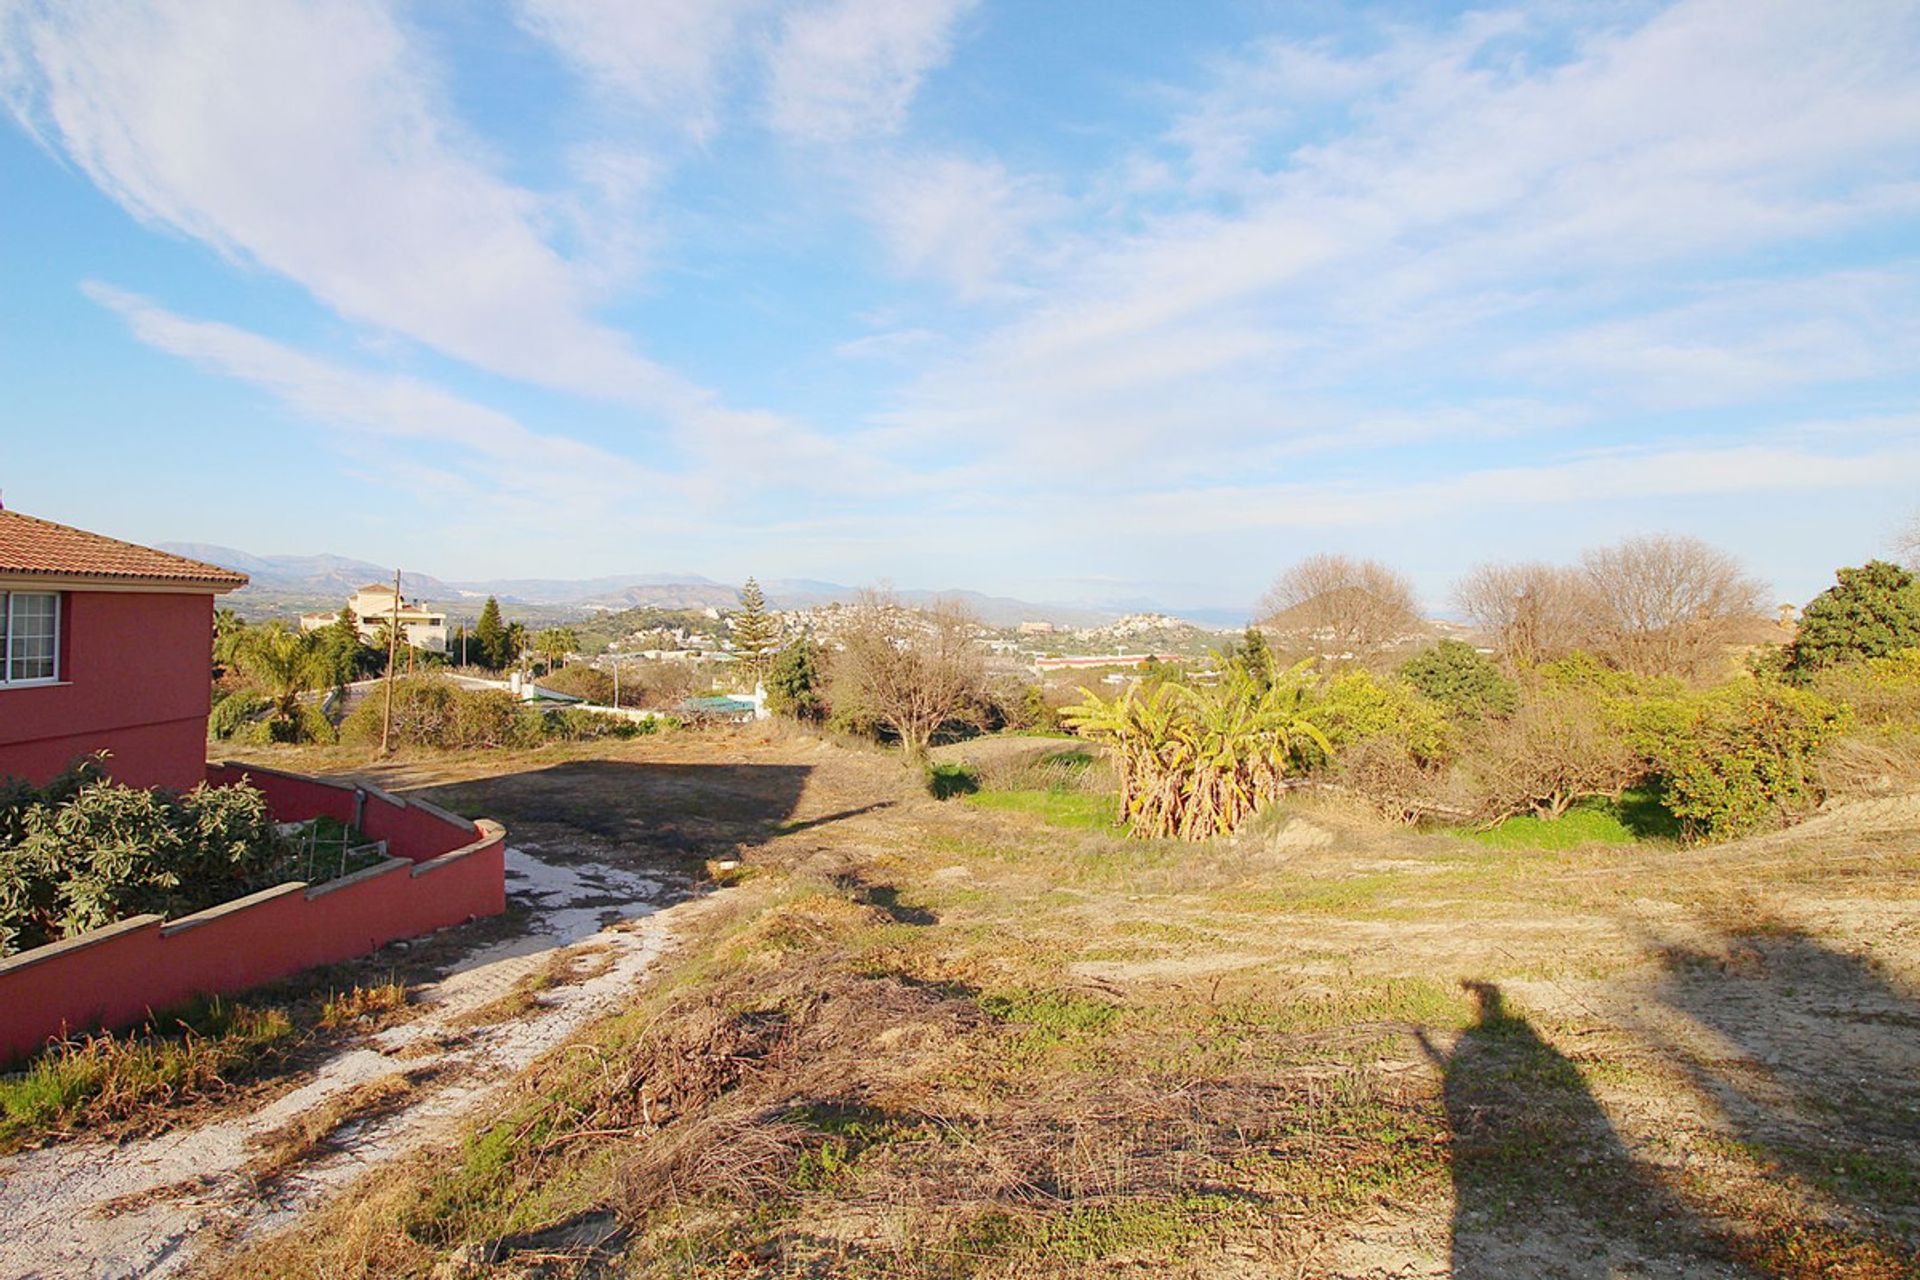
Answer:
1787 560 1920 677
766 636 827 721
1300 670 1451 766
1631 682 1843 841
340 677 543 750
543 707 652 741
1398 639 1516 720
208 690 271 741
535 663 616 705
0 758 290 956
1811 647 1920 735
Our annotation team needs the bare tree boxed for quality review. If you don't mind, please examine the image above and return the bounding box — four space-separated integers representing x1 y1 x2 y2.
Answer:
830 591 987 762
1257 554 1421 663
1463 684 1642 823
1452 561 1597 668
1897 510 1920 571
1580 534 1767 679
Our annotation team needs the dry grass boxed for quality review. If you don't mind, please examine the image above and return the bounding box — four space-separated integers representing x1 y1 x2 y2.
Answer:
248 1067 440 1186
319 982 412 1030
205 733 1920 1279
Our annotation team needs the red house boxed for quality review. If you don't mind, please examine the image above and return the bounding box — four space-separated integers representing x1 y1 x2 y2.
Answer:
0 508 247 791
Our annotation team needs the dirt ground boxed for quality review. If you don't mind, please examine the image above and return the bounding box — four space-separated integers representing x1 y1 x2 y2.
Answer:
6 727 1917 1278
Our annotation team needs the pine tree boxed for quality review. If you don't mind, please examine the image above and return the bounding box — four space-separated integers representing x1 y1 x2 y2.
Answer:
474 596 508 670
731 576 780 681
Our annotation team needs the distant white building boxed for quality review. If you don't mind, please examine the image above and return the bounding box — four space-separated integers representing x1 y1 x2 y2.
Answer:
300 582 449 654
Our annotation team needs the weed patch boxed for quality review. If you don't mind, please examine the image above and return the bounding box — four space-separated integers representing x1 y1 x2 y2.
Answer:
0 998 294 1152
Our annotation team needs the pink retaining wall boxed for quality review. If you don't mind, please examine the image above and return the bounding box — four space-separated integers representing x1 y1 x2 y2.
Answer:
0 762 505 1064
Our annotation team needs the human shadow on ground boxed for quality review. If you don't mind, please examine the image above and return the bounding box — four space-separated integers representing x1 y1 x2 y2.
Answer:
1644 923 1920 1240
1421 981 1721 1278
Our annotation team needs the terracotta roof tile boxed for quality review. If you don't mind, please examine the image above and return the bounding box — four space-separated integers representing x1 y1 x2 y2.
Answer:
0 510 248 589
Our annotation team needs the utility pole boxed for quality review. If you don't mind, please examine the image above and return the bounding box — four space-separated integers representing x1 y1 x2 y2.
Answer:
380 570 400 755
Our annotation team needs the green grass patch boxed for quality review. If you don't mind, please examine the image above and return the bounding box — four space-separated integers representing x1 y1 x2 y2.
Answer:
980 987 1123 1034
954 1192 1250 1264
1464 787 1680 850
965 788 1120 830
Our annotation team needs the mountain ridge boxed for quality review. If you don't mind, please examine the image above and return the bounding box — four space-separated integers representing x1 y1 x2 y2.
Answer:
156 543 1190 628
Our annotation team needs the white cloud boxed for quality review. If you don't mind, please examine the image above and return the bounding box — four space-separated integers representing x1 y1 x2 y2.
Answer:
1 1 889 498
834 327 939 359
861 152 1055 299
1498 267 1920 406
83 282 686 521
515 0 766 140
1 0 684 407
766 0 974 142
1122 435 1920 533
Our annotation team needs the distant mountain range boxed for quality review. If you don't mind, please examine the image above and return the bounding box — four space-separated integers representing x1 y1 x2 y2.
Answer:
155 543 1212 628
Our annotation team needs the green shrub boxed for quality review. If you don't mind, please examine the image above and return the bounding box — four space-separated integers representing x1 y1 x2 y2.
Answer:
1398 639 1516 720
1634 682 1844 842
340 675 668 749
340 677 543 750
535 664 615 704
208 690 271 741
544 707 650 740
0 768 290 956
1812 647 1920 733
1302 670 1451 766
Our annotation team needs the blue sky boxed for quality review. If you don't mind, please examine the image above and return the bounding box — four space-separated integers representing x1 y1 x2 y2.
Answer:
2 0 1917 615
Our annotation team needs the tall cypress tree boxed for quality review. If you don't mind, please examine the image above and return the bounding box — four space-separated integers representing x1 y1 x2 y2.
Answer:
731 577 780 682
474 596 508 671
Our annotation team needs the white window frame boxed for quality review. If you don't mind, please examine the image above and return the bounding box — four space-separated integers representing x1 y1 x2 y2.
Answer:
0 591 62 687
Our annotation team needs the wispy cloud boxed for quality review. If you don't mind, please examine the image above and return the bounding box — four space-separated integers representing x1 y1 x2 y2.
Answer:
83 282 688 522
1 1 685 406
874 0 1920 475
514 0 767 140
6 1 1918 600
765 0 975 142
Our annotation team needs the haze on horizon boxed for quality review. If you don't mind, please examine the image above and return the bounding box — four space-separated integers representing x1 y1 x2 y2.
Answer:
2 0 1917 616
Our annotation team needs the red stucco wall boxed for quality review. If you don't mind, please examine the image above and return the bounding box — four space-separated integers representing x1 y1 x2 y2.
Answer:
0 765 507 1063
0 589 215 791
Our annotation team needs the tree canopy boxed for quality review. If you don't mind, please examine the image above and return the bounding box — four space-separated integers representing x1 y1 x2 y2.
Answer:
1787 560 1920 676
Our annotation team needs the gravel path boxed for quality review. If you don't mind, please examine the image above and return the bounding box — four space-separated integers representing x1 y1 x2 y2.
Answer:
0 845 706 1280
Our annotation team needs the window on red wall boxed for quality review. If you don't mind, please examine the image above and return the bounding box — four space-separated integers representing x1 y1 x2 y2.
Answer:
0 592 61 685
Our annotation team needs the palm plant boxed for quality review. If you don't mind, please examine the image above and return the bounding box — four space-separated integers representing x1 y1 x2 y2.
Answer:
233 625 329 740
1065 664 1328 840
